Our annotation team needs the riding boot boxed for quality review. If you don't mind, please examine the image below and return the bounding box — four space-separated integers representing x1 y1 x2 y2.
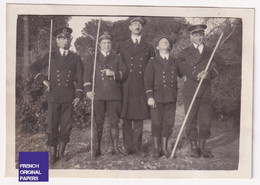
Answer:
58 142 67 161
49 146 57 165
110 127 121 156
198 139 214 158
190 140 200 158
152 137 160 158
94 129 102 157
161 137 170 158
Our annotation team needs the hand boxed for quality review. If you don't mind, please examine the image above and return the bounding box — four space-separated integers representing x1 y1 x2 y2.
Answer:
197 71 208 80
86 91 95 100
147 98 156 108
43 80 51 92
102 69 115 77
72 98 80 107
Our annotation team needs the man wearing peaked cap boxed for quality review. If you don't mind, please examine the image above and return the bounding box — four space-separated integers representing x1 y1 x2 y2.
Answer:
118 16 155 156
29 26 84 165
84 32 127 157
177 24 225 158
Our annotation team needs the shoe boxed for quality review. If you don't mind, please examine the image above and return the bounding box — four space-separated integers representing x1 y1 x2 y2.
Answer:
198 139 214 158
161 137 170 158
190 140 200 158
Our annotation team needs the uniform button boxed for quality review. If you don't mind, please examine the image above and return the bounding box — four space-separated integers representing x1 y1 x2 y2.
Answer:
164 85 166 87
194 66 196 69
171 81 173 83
163 71 165 74
139 71 142 74
110 78 112 80
101 74 104 76
57 79 60 81
67 80 69 82
68 75 70 77
65 84 68 87
131 57 133 60
57 75 60 77
68 71 71 73
163 80 165 83
130 70 132 72
140 65 142 67
58 84 61 86
172 71 174 73
131 64 133 66
102 78 104 80
57 70 60 72
140 58 143 61
171 85 173 87
110 67 113 69
163 76 165 78
99 67 101 69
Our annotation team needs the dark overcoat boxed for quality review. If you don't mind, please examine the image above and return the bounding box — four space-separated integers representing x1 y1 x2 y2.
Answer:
118 37 155 120
144 55 180 103
177 44 224 99
29 50 84 103
84 51 127 100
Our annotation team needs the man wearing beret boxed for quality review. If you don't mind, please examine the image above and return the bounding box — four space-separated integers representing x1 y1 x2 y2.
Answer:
177 24 225 158
145 36 182 158
30 27 84 164
84 32 127 157
118 17 155 156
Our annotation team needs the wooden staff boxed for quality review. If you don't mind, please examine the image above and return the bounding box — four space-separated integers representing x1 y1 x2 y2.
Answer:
48 19 53 81
90 18 102 159
170 32 224 159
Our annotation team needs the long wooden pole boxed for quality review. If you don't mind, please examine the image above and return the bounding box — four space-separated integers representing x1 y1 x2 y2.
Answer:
48 19 53 81
170 32 224 159
90 18 102 159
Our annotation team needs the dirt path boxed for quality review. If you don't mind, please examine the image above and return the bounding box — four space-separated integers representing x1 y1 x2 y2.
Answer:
16 105 239 170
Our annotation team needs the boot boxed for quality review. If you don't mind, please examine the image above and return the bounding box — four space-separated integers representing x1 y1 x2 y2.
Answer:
49 146 57 165
190 140 200 158
110 128 121 156
152 137 160 158
198 139 214 158
94 129 102 157
161 137 170 158
58 142 68 162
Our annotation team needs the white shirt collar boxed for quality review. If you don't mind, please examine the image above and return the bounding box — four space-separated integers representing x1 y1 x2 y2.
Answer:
131 35 141 44
193 43 204 54
59 48 69 56
101 50 110 57
160 53 169 60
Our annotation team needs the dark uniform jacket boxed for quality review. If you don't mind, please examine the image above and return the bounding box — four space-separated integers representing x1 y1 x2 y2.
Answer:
118 37 155 120
144 55 180 103
177 44 224 99
29 50 84 103
84 51 127 101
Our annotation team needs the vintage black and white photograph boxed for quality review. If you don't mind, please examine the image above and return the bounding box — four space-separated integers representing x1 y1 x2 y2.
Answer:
6 4 254 178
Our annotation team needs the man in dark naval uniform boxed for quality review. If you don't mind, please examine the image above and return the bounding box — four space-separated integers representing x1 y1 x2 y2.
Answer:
144 36 182 158
177 24 225 158
84 32 127 157
118 17 155 155
30 27 84 164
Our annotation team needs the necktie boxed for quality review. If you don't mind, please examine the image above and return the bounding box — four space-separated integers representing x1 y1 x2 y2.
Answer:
134 39 138 49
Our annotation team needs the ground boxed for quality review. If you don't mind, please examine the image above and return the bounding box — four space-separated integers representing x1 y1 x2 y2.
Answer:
16 105 239 170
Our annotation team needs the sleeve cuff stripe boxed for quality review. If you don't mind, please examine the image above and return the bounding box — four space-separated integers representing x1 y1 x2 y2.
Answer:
76 89 83 92
146 90 153 93
213 68 219 75
84 82 91 86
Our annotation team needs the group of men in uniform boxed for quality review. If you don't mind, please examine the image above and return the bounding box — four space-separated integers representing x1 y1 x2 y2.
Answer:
30 17 224 164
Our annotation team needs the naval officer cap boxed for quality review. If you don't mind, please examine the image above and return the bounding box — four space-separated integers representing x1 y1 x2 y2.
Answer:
53 27 73 38
98 32 113 42
129 17 146 25
156 35 173 49
188 24 207 35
